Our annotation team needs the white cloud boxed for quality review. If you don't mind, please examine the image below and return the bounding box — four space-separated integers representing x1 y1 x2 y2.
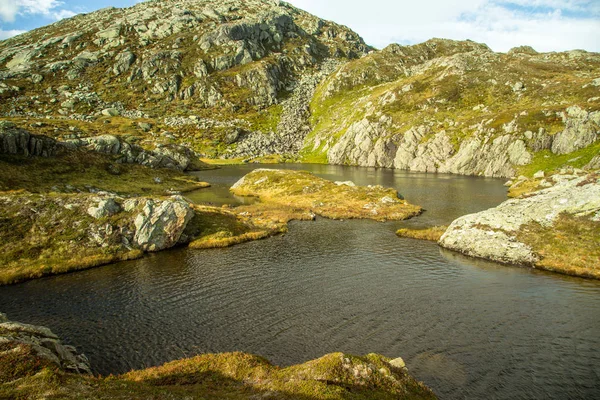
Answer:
0 0 76 22
0 0 20 22
0 28 25 39
287 0 600 52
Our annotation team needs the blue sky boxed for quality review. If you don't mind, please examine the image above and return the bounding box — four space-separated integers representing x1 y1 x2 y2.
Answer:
1 0 599 52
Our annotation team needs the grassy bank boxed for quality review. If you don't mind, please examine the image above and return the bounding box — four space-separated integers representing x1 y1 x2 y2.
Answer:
0 193 290 286
0 152 209 195
231 169 423 222
0 350 437 399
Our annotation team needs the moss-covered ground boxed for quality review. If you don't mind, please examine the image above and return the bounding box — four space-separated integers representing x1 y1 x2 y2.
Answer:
231 169 423 222
517 213 600 279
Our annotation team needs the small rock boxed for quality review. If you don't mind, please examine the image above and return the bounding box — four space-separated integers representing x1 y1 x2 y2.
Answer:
335 181 356 187
101 108 120 117
390 357 407 370
87 198 121 219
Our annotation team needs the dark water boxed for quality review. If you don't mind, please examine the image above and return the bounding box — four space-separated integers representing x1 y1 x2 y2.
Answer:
1 165 599 400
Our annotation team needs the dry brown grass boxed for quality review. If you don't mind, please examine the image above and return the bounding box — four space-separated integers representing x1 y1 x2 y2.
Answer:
396 226 448 241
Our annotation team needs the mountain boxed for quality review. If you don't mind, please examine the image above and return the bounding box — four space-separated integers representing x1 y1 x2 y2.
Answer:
0 0 599 177
0 0 369 157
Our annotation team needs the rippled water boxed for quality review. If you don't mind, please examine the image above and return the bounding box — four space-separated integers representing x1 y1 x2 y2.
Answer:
1 165 599 399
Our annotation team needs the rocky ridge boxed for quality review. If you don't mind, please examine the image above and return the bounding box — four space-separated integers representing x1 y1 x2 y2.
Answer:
0 121 208 171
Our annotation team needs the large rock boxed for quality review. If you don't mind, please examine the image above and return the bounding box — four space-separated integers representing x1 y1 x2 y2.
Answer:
439 173 600 265
134 196 195 251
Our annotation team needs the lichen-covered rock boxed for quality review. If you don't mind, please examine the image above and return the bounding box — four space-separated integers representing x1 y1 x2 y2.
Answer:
439 172 600 267
134 196 195 251
87 198 121 219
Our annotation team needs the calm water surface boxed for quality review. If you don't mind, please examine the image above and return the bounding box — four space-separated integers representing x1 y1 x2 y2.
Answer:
1 164 599 399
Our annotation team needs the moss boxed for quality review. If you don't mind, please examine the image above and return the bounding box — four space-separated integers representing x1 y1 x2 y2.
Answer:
0 351 437 399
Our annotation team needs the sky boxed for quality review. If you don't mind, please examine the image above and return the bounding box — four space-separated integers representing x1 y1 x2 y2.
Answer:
0 0 599 52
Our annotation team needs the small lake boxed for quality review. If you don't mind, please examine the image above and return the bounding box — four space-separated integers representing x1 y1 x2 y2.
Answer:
1 164 599 399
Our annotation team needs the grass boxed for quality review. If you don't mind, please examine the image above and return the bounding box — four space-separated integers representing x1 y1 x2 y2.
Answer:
517 213 600 279
0 152 209 195
517 141 600 177
0 192 307 285
231 169 423 222
396 226 448 241
186 205 279 249
0 349 437 400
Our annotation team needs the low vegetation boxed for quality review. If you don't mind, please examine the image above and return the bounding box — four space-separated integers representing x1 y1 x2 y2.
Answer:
231 169 423 222
396 226 448 241
0 349 436 399
0 151 209 196
517 213 600 279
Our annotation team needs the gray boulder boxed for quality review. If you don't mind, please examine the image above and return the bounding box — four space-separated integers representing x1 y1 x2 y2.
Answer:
133 196 195 251
87 198 121 219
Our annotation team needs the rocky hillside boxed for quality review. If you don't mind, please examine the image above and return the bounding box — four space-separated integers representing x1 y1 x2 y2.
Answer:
0 0 368 159
303 40 600 177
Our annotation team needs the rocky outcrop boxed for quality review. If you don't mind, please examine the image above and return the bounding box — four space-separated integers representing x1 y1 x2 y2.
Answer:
551 107 600 155
0 192 199 284
325 119 533 177
439 172 600 267
68 135 206 171
0 123 207 171
0 121 61 157
0 312 92 375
